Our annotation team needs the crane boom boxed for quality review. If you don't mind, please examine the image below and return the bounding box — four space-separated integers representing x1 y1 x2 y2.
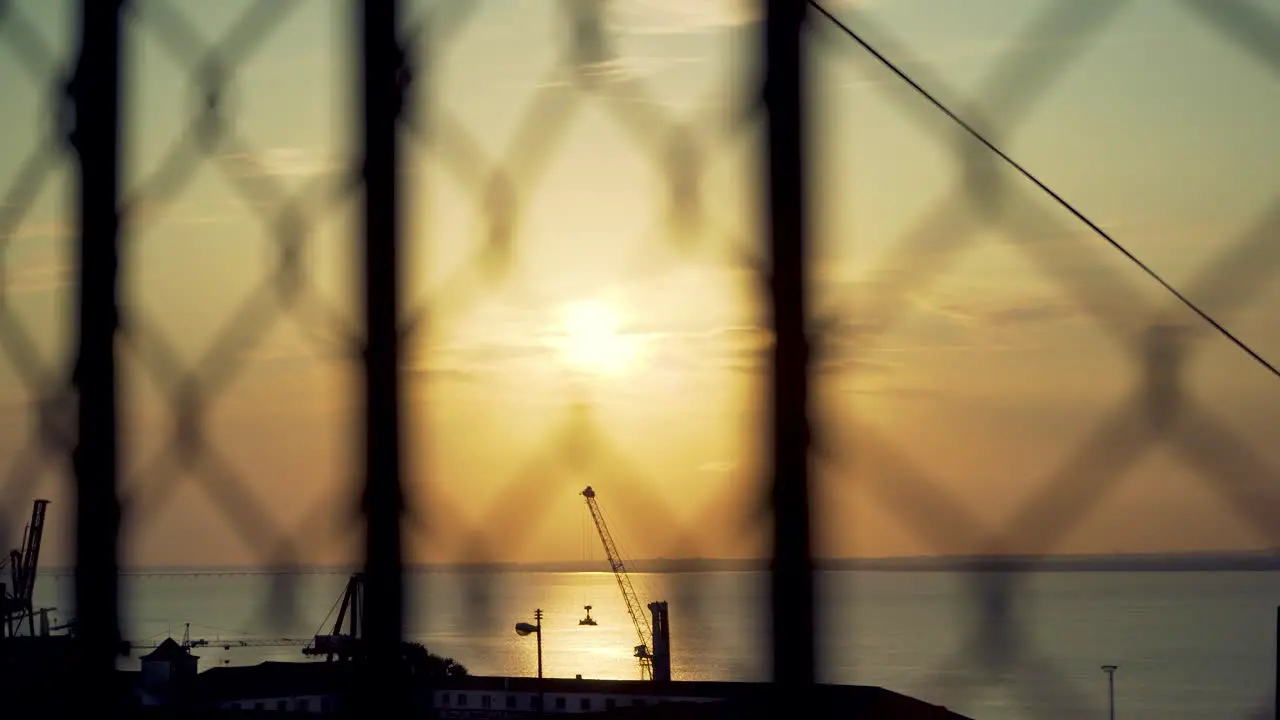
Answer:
581 486 652 678
3 499 50 637
129 637 311 651
18 499 49 602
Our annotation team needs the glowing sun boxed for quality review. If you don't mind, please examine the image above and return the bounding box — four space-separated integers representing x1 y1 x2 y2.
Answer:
556 301 642 376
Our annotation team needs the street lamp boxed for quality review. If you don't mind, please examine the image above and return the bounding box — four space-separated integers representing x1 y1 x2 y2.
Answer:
1101 664 1118 720
516 609 543 679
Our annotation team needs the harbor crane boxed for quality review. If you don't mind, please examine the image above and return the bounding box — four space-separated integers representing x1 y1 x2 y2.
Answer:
126 574 372 660
580 486 671 681
303 572 365 662
125 576 363 657
1 499 52 638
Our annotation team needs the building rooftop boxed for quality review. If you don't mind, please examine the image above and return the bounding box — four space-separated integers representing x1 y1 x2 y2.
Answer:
181 661 971 719
437 675 971 718
578 692 973 720
143 637 198 663
192 661 356 704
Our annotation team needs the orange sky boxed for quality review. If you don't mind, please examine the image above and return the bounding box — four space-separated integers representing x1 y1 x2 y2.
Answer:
1 0 1280 567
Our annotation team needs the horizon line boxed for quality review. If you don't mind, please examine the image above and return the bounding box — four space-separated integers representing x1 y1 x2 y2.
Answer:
36 548 1280 575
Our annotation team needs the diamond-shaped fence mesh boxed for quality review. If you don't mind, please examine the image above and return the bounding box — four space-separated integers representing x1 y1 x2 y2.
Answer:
0 0 79 633
1 0 1279 717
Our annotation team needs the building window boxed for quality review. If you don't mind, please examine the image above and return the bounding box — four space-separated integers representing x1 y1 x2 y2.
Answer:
255 702 266 711
555 697 566 710
440 694 450 706
580 698 591 711
482 695 492 709
606 698 617 710
298 698 311 712
458 694 467 707
278 700 289 711
506 695 517 709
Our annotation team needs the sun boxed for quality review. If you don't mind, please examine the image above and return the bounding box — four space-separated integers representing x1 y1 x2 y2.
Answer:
556 300 641 376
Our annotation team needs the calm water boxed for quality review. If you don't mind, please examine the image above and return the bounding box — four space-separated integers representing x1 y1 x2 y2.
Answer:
31 569 1280 719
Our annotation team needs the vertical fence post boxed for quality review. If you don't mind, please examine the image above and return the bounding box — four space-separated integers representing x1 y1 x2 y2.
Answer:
71 0 125 708
359 0 406 711
763 0 814 695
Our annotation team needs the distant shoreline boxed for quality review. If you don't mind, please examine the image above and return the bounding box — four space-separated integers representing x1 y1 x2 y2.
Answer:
39 551 1280 576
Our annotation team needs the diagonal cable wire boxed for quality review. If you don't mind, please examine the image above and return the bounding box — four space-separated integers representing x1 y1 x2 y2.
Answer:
810 0 1280 381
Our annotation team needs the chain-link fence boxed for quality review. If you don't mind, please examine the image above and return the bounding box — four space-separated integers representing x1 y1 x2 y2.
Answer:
1 0 1279 717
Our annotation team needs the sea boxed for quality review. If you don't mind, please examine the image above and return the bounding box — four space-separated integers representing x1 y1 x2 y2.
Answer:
30 569 1280 719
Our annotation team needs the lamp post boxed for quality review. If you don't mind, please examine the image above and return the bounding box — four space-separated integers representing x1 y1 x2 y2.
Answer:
515 609 543 679
1101 664 1117 720
516 610 545 716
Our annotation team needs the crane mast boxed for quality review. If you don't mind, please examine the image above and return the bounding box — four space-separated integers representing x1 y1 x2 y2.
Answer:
2 499 50 638
304 573 365 662
17 499 49 603
581 486 653 679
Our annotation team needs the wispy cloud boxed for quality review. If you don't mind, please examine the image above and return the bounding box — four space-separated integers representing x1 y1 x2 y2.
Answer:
613 0 760 34
585 53 700 84
699 459 738 473
405 322 773 381
515 52 701 93
228 289 1082 389
219 147 341 181
614 0 870 35
0 219 68 244
983 300 1077 328
413 366 483 383
413 338 547 378
843 383 945 400
634 322 908 377
1 218 75 296
7 257 70 295
415 318 915 380
493 0 762 97
126 197 232 229
912 293 1082 331
2 245 70 296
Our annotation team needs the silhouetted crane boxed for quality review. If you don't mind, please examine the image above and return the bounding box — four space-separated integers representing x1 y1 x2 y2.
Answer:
1 499 51 638
581 486 671 681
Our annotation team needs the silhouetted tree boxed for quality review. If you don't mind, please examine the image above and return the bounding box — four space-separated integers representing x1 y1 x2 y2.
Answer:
400 641 468 677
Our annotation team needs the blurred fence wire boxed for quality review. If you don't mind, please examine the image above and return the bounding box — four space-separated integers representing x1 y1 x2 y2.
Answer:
1 0 1279 717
